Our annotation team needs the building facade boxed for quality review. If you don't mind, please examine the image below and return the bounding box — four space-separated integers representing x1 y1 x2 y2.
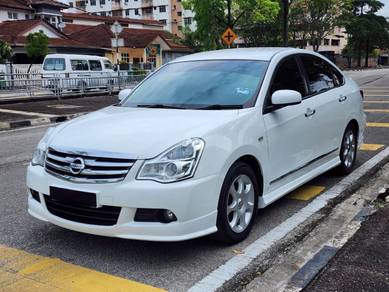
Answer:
69 0 195 35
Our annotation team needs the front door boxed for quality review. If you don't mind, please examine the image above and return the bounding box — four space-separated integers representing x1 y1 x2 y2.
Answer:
263 56 315 191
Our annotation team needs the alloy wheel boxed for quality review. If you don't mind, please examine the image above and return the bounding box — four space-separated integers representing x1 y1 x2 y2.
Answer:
226 174 255 233
342 130 356 168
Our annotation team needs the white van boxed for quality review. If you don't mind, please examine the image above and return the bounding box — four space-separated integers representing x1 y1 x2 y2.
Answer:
42 54 115 90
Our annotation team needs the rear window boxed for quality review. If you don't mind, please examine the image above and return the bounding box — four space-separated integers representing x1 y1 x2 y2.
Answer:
103 60 113 70
43 58 65 71
71 60 89 71
89 60 102 71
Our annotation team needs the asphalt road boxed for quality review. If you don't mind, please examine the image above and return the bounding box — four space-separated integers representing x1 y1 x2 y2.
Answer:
0 69 389 291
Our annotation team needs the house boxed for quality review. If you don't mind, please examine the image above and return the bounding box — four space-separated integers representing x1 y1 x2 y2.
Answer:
0 0 68 27
0 19 107 63
67 23 192 68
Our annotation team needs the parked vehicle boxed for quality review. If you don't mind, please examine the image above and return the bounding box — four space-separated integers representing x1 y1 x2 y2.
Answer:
41 54 115 90
27 48 365 243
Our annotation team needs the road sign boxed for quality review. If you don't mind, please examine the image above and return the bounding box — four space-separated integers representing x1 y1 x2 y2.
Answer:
111 38 124 48
111 21 123 35
222 27 237 46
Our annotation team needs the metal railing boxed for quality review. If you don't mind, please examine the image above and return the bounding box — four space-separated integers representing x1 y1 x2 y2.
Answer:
0 71 149 99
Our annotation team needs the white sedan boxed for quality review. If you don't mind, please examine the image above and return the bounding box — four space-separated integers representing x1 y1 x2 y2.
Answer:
27 48 365 243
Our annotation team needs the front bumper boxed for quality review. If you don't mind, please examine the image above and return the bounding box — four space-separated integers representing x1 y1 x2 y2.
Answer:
27 163 219 241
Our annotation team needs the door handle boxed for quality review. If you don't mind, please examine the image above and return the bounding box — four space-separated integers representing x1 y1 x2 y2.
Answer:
339 95 347 102
305 108 316 118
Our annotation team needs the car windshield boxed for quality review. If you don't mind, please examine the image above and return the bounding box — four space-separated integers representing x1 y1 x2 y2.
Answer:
121 60 268 109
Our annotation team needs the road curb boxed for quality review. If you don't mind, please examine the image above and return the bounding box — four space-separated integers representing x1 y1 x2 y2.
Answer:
190 148 389 292
0 113 85 131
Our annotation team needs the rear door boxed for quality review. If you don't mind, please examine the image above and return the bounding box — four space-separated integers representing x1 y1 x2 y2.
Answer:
299 54 344 156
263 55 315 189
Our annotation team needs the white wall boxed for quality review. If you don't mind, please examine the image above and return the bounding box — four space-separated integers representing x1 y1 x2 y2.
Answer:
0 9 32 22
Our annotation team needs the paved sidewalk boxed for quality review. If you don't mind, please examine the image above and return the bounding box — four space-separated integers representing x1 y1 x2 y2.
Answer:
305 198 389 292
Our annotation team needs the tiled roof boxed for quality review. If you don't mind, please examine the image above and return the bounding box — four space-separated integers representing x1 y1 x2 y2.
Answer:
62 13 164 27
62 23 92 35
28 0 68 8
0 0 33 11
0 19 104 49
69 24 161 48
69 24 192 51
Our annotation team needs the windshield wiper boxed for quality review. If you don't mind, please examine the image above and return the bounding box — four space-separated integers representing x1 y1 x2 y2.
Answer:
195 104 243 110
137 104 187 109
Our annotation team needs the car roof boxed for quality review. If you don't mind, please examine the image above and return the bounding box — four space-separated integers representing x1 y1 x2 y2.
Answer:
44 54 109 60
171 47 310 63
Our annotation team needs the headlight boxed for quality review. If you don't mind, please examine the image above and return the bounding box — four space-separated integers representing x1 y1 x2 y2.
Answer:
137 138 205 183
31 127 53 167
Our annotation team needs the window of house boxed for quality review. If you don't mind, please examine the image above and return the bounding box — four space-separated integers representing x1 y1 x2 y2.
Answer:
134 8 139 15
160 19 167 24
184 17 192 26
101 11 106 16
89 60 102 71
177 11 182 16
178 25 182 31
25 14 29 19
71 60 89 71
300 55 336 94
324 38 329 45
90 0 96 5
159 6 166 13
100 0 106 4
331 39 340 46
121 53 130 63
125 9 129 16
8 12 18 19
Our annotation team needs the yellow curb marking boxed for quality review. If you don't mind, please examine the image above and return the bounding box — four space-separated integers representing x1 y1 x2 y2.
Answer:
0 245 165 292
360 144 385 151
367 122 389 128
288 185 325 201
364 109 389 113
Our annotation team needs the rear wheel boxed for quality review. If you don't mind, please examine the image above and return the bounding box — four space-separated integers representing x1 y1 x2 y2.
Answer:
214 162 259 244
336 125 358 175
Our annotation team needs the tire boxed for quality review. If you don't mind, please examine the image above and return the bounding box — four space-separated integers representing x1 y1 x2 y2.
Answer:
336 124 358 175
214 162 259 244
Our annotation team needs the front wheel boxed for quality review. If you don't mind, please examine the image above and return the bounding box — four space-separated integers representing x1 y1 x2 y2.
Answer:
336 125 358 175
214 162 259 244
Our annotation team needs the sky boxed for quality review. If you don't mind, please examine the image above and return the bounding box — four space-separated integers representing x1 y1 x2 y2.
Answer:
377 0 389 17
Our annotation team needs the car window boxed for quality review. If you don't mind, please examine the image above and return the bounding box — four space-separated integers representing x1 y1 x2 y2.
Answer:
103 60 113 70
300 55 336 94
43 58 65 71
71 60 89 71
331 67 344 86
121 60 268 109
89 60 102 71
269 57 306 98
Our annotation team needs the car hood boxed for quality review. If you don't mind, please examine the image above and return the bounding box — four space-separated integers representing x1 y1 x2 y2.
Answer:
49 106 240 159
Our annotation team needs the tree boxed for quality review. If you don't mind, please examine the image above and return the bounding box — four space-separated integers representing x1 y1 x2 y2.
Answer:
343 0 389 67
289 0 344 52
0 40 12 64
279 0 294 46
25 31 49 73
183 0 279 50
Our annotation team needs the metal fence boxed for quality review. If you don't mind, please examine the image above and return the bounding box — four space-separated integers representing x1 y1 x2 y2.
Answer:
0 71 149 99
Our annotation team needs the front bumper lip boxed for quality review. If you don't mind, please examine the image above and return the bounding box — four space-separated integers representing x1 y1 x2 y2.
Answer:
27 164 219 242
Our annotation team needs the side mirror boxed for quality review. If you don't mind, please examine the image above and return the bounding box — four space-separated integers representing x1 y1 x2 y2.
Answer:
271 90 302 107
118 88 132 101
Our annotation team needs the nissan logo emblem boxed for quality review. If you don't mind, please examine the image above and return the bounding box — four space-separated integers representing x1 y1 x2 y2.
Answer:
69 157 85 175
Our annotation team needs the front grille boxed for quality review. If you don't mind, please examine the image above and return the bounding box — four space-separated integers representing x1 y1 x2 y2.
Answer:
44 195 121 226
45 148 136 183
